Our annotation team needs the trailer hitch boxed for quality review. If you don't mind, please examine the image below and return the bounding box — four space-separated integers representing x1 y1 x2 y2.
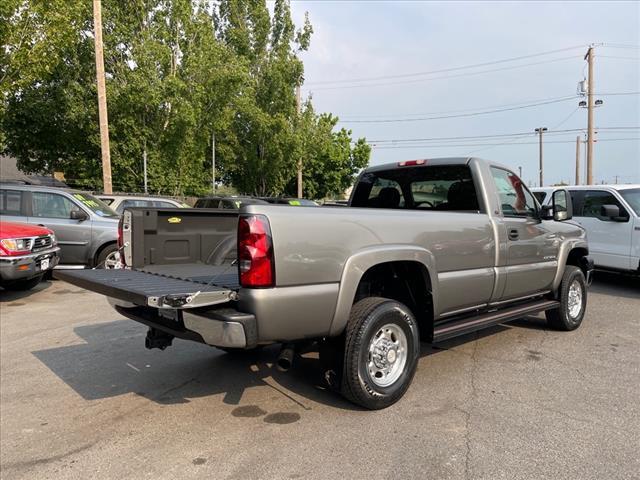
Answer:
145 327 174 350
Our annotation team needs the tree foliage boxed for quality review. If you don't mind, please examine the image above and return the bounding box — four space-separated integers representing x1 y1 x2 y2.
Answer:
0 0 370 197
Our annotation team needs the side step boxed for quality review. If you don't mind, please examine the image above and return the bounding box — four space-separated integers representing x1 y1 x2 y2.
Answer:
433 299 559 343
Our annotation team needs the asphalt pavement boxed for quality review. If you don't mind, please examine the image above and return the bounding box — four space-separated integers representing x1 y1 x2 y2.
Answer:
0 273 638 480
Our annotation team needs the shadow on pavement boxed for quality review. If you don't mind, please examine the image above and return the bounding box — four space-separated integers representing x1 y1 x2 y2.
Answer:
31 316 544 411
589 270 640 299
0 279 52 302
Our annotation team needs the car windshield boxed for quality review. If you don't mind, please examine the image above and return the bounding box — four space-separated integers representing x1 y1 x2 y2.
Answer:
71 192 119 217
619 188 640 216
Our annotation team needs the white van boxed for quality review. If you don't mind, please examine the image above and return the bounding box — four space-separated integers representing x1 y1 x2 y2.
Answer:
532 185 640 273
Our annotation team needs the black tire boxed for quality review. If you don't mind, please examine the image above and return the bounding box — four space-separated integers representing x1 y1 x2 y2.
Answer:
2 275 44 291
341 297 420 410
96 244 119 269
545 265 587 331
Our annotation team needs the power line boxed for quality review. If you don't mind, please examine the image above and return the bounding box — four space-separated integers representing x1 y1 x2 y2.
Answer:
339 95 576 119
600 43 640 50
372 138 640 149
598 55 640 60
306 45 587 85
338 97 577 123
308 56 578 91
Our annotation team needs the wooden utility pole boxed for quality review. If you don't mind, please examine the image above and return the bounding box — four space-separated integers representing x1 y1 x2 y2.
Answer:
585 46 595 185
535 127 547 187
93 0 112 194
575 135 581 185
296 85 302 199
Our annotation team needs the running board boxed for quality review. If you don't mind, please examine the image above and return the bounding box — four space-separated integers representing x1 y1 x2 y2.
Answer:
433 299 559 343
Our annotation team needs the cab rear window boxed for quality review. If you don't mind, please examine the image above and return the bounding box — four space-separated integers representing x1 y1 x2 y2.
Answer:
351 165 480 212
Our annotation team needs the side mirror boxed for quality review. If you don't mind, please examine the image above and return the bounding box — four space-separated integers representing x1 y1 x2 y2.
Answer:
601 204 628 222
551 189 572 221
70 209 88 221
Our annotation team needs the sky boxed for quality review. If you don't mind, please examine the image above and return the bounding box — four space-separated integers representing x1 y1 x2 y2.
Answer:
288 0 640 187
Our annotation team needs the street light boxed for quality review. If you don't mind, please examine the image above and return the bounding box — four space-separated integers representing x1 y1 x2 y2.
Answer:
535 127 547 187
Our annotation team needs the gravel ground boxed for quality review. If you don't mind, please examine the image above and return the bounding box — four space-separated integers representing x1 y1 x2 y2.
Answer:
1 272 638 480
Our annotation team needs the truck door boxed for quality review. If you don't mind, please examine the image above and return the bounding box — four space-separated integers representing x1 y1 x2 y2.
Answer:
28 191 92 265
572 189 633 270
490 167 557 299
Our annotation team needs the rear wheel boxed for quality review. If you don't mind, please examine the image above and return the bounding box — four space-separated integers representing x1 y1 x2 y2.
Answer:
546 265 587 331
340 297 420 410
2 274 44 291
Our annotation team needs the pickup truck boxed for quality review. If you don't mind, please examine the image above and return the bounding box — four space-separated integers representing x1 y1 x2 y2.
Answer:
55 157 593 409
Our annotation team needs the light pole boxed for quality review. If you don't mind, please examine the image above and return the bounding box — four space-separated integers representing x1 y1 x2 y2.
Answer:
211 131 216 194
534 127 547 187
518 166 522 179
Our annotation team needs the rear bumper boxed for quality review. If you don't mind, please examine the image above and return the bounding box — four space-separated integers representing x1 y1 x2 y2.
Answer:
0 247 60 282
109 298 258 349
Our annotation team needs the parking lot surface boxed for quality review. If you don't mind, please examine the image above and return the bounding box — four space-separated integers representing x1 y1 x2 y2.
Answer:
1 274 639 480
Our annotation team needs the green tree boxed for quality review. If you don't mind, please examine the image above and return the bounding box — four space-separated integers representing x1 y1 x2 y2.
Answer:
1 0 370 196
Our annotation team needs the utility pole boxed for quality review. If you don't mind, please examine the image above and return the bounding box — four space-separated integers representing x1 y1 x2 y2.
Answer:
535 127 547 187
211 131 216 194
93 0 112 194
143 148 148 194
575 135 581 185
296 85 302 199
585 46 595 185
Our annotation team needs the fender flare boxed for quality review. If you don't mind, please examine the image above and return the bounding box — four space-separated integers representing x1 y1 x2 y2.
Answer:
328 245 438 336
551 239 589 291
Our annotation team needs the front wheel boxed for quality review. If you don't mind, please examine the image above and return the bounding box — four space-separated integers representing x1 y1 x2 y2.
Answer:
546 265 587 331
341 297 420 410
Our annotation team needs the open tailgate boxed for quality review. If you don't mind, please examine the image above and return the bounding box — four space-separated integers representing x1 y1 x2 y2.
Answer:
54 269 237 309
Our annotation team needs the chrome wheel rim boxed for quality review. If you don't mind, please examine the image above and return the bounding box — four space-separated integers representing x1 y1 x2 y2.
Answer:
104 251 122 269
567 279 583 319
367 323 408 387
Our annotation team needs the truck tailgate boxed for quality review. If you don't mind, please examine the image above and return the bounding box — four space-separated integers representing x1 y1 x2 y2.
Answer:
54 268 237 309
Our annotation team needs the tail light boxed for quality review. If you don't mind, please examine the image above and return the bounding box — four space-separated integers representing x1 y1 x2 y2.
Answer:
238 215 275 288
117 216 127 266
117 217 123 249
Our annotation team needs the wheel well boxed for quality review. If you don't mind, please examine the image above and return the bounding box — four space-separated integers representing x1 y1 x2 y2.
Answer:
566 247 589 275
354 261 434 341
93 241 117 267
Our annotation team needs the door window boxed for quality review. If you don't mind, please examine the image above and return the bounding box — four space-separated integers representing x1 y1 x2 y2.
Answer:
32 192 83 219
0 190 23 215
490 168 537 217
579 191 628 221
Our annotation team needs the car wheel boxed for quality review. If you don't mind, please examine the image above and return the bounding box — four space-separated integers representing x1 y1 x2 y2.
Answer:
96 244 121 269
341 297 420 410
546 265 587 331
2 274 44 291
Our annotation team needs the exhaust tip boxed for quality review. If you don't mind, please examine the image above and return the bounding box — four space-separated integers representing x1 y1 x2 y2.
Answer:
276 344 295 372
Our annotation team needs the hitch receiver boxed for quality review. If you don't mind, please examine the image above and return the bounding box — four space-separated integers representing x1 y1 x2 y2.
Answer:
145 327 174 350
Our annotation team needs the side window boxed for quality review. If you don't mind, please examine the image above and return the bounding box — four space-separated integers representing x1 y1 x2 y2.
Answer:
32 192 82 219
153 201 176 208
367 178 404 208
0 189 23 215
580 191 628 221
490 167 537 217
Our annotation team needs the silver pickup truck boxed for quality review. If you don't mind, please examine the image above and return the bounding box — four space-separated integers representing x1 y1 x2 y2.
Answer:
56 157 593 409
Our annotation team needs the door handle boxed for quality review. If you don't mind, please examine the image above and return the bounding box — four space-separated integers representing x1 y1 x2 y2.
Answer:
508 229 519 240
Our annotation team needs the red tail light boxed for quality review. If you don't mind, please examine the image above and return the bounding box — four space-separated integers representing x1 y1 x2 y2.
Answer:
117 217 123 249
238 215 275 288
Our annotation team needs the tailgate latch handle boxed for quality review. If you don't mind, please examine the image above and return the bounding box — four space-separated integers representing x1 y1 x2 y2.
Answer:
161 294 193 308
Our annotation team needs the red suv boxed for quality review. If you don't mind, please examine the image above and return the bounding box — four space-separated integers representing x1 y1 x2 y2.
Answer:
0 221 60 291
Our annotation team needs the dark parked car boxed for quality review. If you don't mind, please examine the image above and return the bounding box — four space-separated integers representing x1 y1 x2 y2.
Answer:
0 221 60 290
0 184 120 268
194 196 269 209
259 197 318 206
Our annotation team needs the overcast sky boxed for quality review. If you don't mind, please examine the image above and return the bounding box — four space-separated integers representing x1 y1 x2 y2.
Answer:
289 1 640 186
